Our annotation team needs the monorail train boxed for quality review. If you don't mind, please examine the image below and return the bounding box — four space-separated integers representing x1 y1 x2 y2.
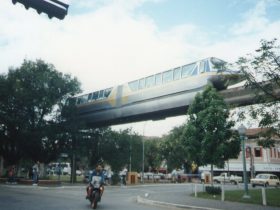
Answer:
73 57 241 127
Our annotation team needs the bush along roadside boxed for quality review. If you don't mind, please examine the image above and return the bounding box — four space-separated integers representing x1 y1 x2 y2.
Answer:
205 186 221 195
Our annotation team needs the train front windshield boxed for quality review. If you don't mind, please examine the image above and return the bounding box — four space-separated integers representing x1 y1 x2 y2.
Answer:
209 57 227 72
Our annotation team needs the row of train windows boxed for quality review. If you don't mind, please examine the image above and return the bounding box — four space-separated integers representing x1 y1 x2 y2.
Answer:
128 61 210 91
76 88 113 105
75 60 216 104
128 60 211 91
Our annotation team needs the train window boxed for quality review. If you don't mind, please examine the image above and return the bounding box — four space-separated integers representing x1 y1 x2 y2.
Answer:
155 73 162 85
68 97 76 105
82 95 88 103
173 67 181 80
199 61 205 73
254 147 262 157
104 88 112 97
92 91 99 100
210 57 226 71
205 60 210 72
146 75 155 88
77 95 87 104
139 78 145 89
73 98 78 105
88 93 93 101
182 63 195 78
163 70 173 83
77 97 82 105
129 80 139 91
98 90 104 99
191 66 198 76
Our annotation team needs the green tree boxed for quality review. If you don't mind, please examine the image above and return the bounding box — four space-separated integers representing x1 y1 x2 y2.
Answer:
181 85 240 182
144 137 162 172
60 97 87 183
0 59 81 165
100 129 142 172
235 38 280 147
159 125 186 171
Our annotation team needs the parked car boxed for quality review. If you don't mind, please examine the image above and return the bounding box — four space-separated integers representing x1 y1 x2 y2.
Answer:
213 172 242 185
251 173 280 187
144 172 157 180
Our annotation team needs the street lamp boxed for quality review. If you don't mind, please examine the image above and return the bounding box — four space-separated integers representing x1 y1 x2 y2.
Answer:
129 140 132 173
142 136 145 183
238 124 250 199
246 145 255 179
141 121 147 183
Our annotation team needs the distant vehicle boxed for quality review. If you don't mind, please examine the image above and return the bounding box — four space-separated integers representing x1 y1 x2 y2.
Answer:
213 173 242 185
47 162 81 176
143 172 157 180
61 162 71 175
251 173 280 187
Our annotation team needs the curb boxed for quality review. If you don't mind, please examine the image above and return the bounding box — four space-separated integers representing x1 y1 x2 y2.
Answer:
137 195 222 210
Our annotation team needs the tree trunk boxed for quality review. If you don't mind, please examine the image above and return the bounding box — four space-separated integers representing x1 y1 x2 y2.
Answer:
211 164 214 186
0 156 3 177
71 153 76 183
70 135 77 183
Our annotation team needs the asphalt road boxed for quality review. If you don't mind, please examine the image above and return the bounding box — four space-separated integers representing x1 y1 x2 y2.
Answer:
0 184 182 210
0 182 252 210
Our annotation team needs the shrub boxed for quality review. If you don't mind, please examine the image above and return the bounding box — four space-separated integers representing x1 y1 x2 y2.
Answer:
205 186 221 195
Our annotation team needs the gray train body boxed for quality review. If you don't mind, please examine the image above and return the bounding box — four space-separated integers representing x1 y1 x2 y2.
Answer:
74 57 241 127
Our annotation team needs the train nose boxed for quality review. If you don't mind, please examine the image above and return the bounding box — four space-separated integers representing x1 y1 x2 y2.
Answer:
209 72 245 90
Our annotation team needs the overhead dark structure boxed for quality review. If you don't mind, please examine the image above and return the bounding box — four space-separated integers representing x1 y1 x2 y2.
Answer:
11 0 69 20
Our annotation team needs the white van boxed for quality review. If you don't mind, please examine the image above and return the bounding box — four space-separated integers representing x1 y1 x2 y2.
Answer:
48 162 82 175
61 162 71 175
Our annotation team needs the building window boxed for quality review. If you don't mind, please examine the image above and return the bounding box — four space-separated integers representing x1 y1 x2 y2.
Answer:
245 147 251 158
254 147 262 157
270 147 277 158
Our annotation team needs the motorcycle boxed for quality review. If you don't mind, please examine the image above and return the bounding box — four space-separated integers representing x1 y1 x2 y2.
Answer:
87 175 103 209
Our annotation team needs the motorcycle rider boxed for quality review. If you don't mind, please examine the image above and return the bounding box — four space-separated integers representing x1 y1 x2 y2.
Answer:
86 164 105 200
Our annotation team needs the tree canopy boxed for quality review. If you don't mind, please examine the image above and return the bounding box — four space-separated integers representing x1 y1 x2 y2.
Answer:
0 59 81 165
159 125 187 171
181 85 240 176
235 38 280 147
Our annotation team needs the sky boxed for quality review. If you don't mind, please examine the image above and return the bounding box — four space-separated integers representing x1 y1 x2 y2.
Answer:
0 0 280 136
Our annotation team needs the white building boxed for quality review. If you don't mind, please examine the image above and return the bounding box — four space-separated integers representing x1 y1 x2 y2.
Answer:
199 128 280 177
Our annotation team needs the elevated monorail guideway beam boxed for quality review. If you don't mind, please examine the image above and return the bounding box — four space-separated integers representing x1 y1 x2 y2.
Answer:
220 80 280 106
11 0 69 20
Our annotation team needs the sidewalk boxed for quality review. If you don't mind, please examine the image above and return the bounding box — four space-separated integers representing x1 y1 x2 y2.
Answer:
137 187 279 210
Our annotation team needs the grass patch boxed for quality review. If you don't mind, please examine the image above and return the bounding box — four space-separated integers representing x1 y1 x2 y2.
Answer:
196 188 280 207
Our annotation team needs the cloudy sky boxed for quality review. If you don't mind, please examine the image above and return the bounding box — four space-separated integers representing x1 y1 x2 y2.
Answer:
1 0 280 136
